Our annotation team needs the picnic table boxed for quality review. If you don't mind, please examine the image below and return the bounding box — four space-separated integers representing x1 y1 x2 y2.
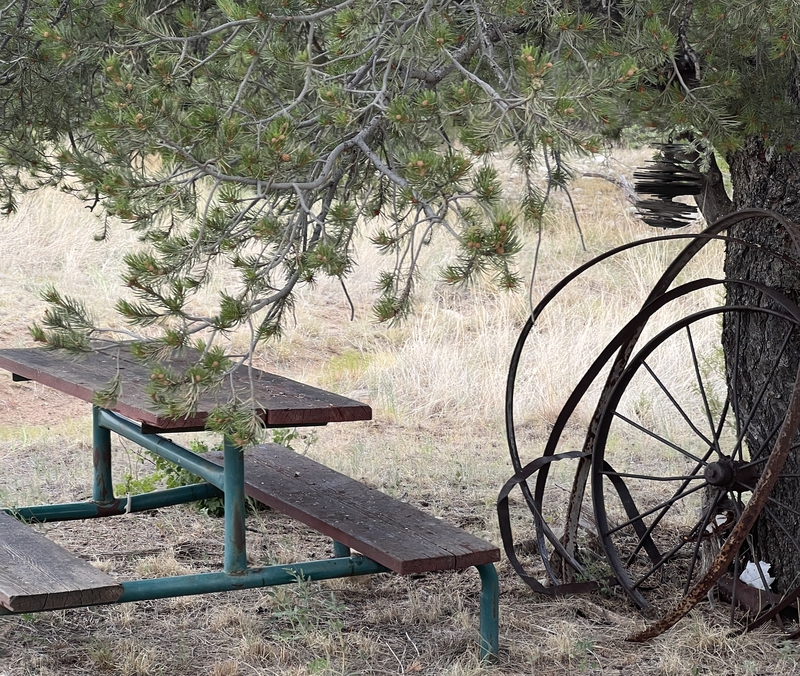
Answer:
0 346 499 658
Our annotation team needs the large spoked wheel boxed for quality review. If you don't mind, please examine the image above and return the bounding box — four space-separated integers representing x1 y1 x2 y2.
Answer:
591 303 800 612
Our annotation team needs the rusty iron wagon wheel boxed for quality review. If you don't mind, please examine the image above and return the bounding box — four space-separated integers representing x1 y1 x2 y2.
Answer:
501 209 800 638
590 296 800 626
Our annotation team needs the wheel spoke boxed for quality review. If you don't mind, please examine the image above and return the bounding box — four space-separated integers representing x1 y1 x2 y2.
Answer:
631 489 725 592
762 492 800 520
743 440 800 470
613 411 705 465
602 461 665 564
607 446 714 567
606 480 708 536
643 361 714 449
683 488 726 595
686 325 721 455
737 478 800 519
730 549 742 626
633 537 695 589
762 503 800 555
600 470 705 481
729 498 747 626
747 416 788 464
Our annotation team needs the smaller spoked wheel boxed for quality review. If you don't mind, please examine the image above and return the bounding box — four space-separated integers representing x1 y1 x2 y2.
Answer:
591 303 800 611
498 449 605 595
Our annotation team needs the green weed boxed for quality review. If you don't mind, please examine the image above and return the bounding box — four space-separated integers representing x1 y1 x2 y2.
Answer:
267 574 345 638
574 638 596 671
115 430 318 516
271 427 318 455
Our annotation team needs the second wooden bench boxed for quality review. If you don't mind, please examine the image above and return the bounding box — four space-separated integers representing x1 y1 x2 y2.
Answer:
206 443 500 656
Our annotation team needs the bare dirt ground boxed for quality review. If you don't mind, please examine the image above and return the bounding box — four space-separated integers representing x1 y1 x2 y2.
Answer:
0 375 88 430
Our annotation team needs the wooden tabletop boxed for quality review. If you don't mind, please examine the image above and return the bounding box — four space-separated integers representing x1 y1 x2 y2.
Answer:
0 347 371 432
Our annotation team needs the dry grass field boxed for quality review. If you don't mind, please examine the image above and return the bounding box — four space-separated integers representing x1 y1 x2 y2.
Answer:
1 150 799 675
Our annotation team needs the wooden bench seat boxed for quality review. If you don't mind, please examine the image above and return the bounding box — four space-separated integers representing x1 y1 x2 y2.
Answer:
0 512 122 612
206 444 500 575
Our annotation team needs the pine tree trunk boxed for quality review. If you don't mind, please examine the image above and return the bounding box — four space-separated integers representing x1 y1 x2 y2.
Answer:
723 138 800 592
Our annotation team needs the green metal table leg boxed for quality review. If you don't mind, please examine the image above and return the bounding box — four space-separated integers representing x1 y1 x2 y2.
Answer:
477 563 499 660
223 438 247 574
92 406 114 503
333 540 351 557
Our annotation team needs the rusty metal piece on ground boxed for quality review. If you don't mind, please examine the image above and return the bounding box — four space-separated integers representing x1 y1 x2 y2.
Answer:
501 209 800 641
746 584 800 634
717 574 782 615
497 451 600 596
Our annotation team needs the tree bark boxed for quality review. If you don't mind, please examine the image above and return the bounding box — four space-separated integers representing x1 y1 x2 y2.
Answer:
723 137 800 592
693 151 733 224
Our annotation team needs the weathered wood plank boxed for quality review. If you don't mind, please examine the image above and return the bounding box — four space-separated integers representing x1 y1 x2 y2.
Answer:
0 347 371 431
0 513 123 612
207 444 500 575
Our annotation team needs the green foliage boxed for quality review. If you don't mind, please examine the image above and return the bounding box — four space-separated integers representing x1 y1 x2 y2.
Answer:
29 286 94 351
2 0 800 437
271 427 319 455
115 439 226 516
116 429 316 514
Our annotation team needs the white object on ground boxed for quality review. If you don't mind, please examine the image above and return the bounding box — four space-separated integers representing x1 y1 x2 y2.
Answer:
739 561 775 591
706 514 730 533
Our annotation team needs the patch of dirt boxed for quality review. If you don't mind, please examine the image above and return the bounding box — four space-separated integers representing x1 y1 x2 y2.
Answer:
0 319 90 428
0 378 90 428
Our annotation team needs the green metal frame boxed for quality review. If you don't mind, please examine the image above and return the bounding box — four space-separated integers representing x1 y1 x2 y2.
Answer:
2 406 500 659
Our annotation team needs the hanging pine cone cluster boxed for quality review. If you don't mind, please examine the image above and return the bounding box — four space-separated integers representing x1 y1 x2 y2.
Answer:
634 143 704 228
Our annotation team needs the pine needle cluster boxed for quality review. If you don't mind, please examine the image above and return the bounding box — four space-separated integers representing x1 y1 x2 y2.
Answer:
1 0 798 440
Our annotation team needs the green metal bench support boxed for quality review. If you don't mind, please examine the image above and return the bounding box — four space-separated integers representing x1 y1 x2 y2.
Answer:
93 406 114 503
333 540 351 557
223 438 247 574
3 483 224 522
477 563 500 660
3 406 500 659
116 555 391 602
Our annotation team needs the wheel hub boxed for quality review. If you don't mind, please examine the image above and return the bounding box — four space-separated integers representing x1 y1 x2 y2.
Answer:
704 459 736 486
704 458 760 490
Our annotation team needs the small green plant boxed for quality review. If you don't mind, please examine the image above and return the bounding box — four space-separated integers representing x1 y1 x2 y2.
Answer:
268 573 345 638
115 439 226 516
740 660 758 676
574 555 616 597
632 390 653 427
777 639 800 661
272 427 318 455
115 429 318 516
115 466 160 497
574 638 595 671
87 637 116 671
307 657 330 674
